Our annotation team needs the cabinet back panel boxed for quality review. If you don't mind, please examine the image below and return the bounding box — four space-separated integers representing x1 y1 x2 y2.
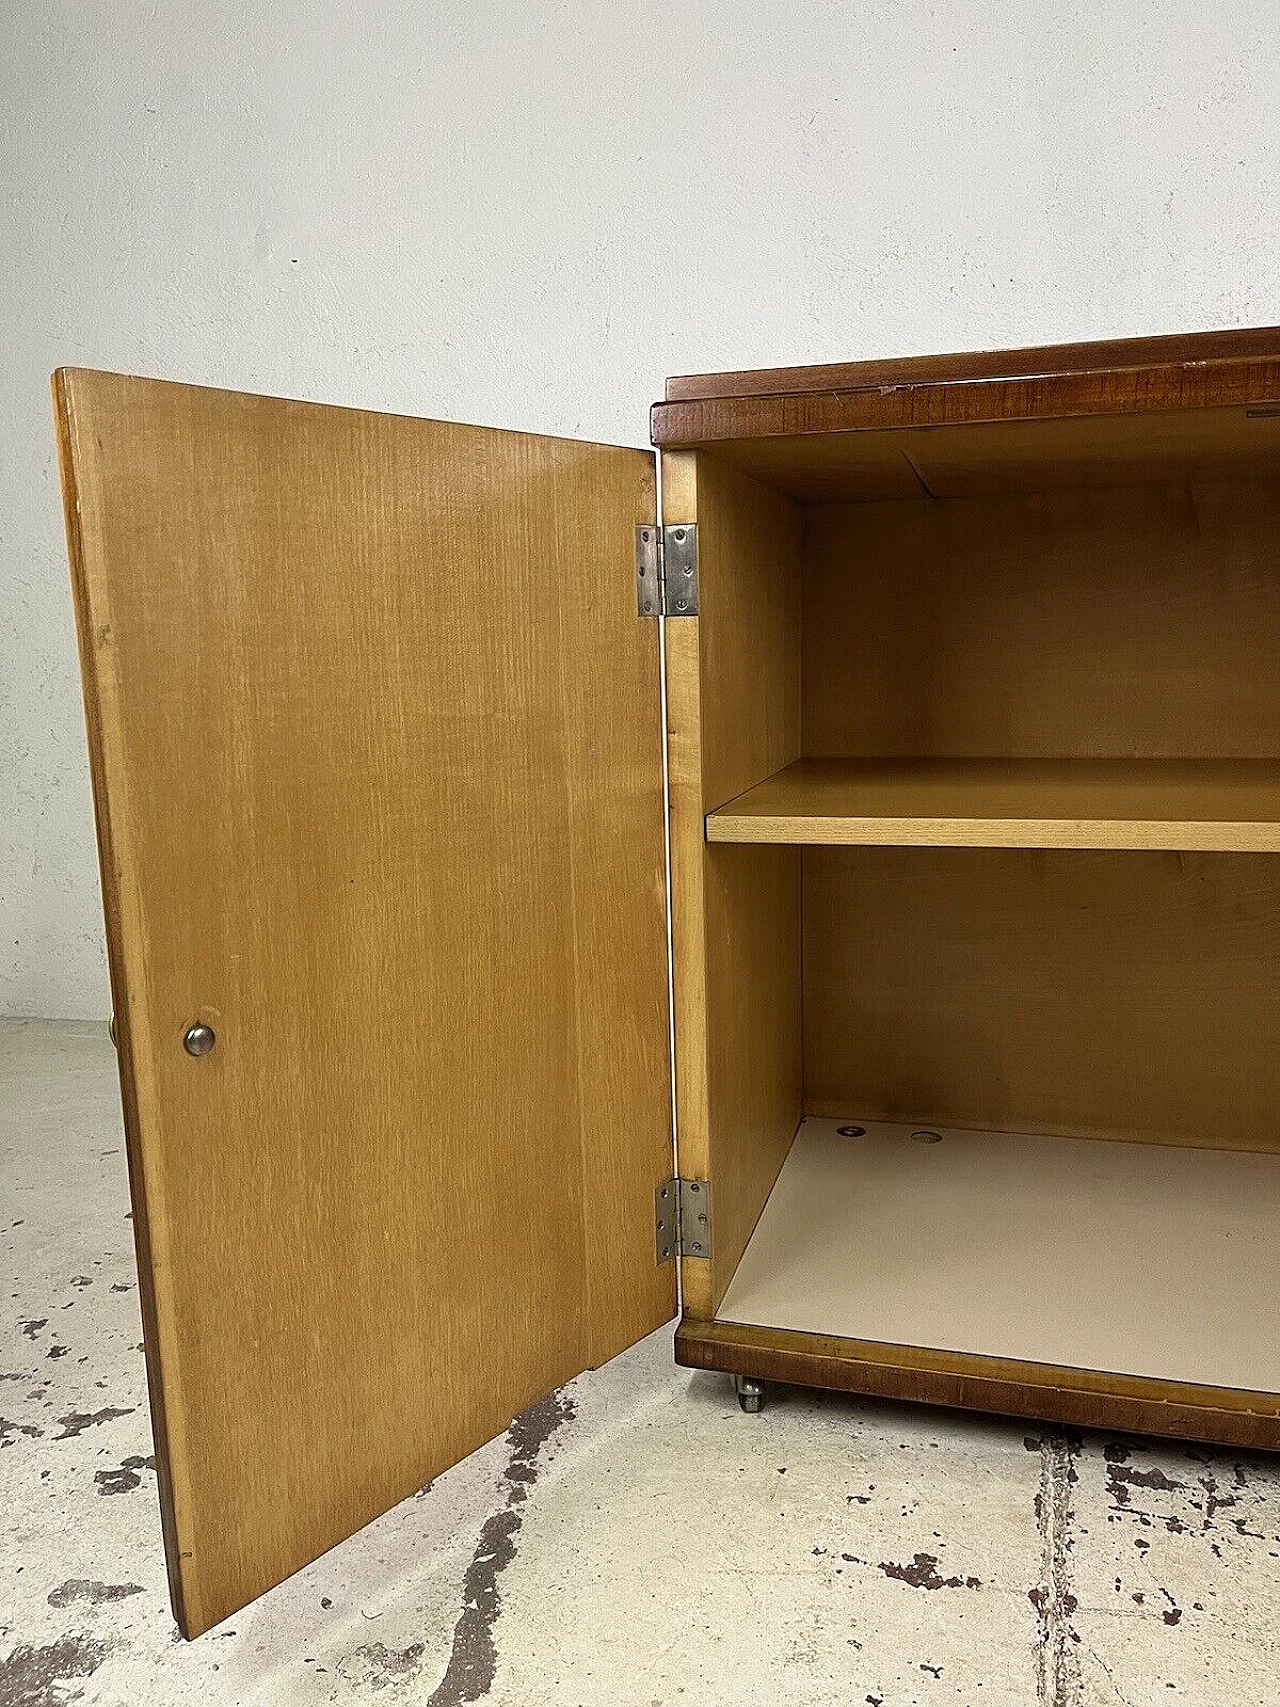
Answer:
803 481 1280 759
804 847 1280 1152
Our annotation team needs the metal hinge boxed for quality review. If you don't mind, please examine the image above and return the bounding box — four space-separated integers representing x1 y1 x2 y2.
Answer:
655 1176 712 1262
636 523 698 616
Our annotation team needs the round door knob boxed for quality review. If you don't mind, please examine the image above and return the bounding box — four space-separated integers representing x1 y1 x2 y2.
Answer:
183 1023 216 1057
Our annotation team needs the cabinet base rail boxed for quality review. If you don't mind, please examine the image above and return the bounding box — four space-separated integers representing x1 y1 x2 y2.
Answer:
675 1319 1280 1451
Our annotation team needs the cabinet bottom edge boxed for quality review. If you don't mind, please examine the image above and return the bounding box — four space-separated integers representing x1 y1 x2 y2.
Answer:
674 1317 1280 1451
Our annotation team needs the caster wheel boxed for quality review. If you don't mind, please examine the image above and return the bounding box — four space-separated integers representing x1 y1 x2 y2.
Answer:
734 1374 766 1413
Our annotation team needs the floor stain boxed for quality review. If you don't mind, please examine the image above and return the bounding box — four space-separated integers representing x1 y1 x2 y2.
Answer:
423 1389 577 1706
93 1454 155 1495
876 1551 981 1590
52 1406 135 1440
0 1633 108 1706
1102 1440 1280 1545
47 1579 144 1607
1030 1429 1081 1707
350 1640 427 1691
0 1417 43 1447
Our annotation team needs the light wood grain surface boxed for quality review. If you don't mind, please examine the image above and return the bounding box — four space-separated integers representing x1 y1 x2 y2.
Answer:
55 369 674 1637
802 482 1280 761
717 1119 1280 1393
675 406 1280 504
708 757 1280 850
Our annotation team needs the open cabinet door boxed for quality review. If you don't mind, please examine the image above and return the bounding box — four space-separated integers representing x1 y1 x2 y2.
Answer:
54 370 676 1637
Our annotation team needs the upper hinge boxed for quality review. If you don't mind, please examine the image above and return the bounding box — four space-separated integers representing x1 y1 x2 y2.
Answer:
655 1176 712 1263
636 523 698 617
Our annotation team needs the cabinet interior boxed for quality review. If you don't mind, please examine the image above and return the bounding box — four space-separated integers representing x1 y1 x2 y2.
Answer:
670 401 1280 1394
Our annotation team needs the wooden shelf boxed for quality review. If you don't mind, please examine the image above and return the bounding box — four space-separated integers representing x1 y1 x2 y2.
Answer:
706 757 1280 851
717 1119 1280 1393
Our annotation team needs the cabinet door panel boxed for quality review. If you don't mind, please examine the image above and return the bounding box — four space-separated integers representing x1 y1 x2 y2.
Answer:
54 370 674 1637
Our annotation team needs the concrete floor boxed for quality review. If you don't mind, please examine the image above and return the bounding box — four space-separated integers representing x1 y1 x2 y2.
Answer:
2 1020 1279 1706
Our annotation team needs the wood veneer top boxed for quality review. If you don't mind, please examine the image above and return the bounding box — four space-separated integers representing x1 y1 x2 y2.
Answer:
653 326 1280 449
665 325 1280 402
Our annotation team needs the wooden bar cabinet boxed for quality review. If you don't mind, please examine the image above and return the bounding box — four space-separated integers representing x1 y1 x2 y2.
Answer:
55 326 1280 1636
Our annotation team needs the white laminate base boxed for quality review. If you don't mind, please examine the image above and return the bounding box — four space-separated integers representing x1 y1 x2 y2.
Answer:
717 1118 1280 1391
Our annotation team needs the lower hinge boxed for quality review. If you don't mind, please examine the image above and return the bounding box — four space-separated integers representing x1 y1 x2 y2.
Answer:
636 523 698 616
655 1176 712 1262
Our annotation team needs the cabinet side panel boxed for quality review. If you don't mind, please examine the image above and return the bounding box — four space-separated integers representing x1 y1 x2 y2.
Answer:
664 451 804 1316
663 453 713 1315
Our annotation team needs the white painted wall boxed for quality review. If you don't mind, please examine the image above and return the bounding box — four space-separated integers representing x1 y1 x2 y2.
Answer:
3 0 1278 1018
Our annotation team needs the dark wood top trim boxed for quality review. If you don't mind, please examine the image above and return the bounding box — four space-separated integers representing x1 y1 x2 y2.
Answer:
664 325 1280 402
651 352 1280 448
